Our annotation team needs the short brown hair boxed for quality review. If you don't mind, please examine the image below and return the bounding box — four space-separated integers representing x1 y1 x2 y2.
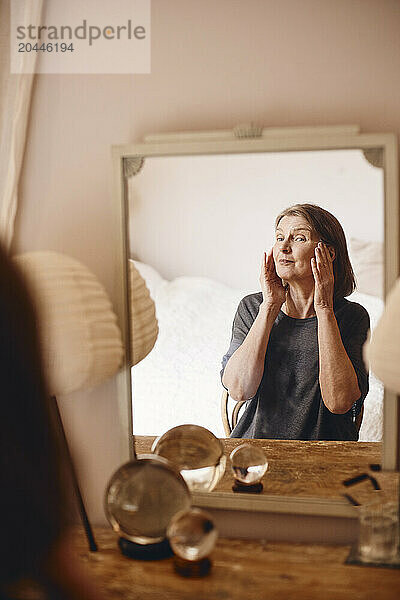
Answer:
275 203 356 299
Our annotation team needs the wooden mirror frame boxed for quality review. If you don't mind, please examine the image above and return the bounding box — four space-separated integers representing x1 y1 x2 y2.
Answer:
112 125 399 536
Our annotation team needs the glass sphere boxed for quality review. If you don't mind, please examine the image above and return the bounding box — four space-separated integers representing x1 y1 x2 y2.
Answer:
152 424 226 492
104 454 191 545
230 444 268 485
167 508 218 561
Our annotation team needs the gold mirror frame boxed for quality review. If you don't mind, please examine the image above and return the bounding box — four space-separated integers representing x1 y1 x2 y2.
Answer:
112 125 399 538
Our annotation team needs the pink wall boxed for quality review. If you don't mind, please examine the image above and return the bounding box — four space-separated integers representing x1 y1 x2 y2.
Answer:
14 0 400 523
131 0 400 138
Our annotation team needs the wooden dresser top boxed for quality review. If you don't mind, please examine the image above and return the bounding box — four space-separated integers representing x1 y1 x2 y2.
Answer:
72 527 400 600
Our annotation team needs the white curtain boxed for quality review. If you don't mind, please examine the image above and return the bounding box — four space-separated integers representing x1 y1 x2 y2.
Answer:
0 0 43 249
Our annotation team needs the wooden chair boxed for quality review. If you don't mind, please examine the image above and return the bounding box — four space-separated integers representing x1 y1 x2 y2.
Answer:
220 388 246 436
221 388 364 437
355 404 364 434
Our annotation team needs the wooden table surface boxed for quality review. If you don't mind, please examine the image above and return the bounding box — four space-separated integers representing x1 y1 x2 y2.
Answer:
67 437 397 599
135 436 397 504
73 527 400 600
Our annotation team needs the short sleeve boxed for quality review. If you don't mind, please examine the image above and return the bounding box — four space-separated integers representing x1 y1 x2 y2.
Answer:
220 296 258 388
341 305 370 416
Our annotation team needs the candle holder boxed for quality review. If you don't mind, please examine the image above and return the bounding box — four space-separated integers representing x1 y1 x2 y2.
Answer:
346 501 400 568
342 470 400 568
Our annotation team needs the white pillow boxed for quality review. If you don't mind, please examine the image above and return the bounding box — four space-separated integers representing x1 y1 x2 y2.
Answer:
349 238 383 299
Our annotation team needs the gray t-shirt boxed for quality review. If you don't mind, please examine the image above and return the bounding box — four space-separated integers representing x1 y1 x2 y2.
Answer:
221 293 370 441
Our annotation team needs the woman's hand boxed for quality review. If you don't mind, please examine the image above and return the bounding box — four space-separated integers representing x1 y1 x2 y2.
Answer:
260 249 287 308
311 242 335 313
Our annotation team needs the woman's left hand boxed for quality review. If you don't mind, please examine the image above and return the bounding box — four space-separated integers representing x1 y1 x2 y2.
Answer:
311 242 335 313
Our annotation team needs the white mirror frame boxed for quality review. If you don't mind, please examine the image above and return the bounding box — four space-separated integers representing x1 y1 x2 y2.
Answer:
112 125 399 536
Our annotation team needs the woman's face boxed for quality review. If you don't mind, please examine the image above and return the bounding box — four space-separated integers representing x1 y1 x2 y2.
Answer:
273 215 319 283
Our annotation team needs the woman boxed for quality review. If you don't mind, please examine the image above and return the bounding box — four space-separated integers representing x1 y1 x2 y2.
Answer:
0 244 104 599
221 204 369 441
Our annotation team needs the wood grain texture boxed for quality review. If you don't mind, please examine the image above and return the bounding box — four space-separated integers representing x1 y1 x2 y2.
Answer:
10 439 398 599
135 437 397 504
71 527 400 600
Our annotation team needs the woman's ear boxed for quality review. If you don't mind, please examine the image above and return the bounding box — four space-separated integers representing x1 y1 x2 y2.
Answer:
328 246 336 261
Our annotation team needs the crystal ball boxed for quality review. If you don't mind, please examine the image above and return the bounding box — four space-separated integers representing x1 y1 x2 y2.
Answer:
229 444 268 485
152 424 226 492
167 508 218 561
104 454 191 545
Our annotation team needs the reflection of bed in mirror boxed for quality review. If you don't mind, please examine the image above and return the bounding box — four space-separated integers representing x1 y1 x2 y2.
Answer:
127 148 385 442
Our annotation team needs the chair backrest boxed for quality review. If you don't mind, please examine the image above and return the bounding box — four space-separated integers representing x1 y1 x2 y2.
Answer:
221 388 365 437
355 404 364 434
220 388 246 436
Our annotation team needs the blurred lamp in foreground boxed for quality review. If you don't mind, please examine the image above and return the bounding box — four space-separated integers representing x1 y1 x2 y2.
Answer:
167 508 218 577
105 454 191 559
129 260 158 365
152 424 226 492
13 251 124 395
367 277 400 394
230 444 268 493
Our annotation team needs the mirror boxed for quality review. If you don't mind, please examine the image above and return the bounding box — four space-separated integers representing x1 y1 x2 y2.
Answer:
128 147 386 440
113 126 399 512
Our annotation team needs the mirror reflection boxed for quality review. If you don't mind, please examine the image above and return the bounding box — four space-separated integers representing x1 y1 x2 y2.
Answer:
127 150 384 442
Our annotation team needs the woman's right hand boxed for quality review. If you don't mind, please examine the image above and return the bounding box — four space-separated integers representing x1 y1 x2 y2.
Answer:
260 250 287 308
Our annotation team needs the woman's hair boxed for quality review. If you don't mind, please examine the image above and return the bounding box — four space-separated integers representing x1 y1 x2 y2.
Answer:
275 203 356 299
0 243 67 589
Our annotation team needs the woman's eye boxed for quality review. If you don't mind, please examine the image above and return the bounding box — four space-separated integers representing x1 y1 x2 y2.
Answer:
276 237 284 242
294 236 306 242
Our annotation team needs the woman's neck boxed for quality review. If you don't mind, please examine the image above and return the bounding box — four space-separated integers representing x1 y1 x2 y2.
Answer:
282 284 316 319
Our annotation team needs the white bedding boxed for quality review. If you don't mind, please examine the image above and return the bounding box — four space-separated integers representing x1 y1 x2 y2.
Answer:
131 260 384 441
